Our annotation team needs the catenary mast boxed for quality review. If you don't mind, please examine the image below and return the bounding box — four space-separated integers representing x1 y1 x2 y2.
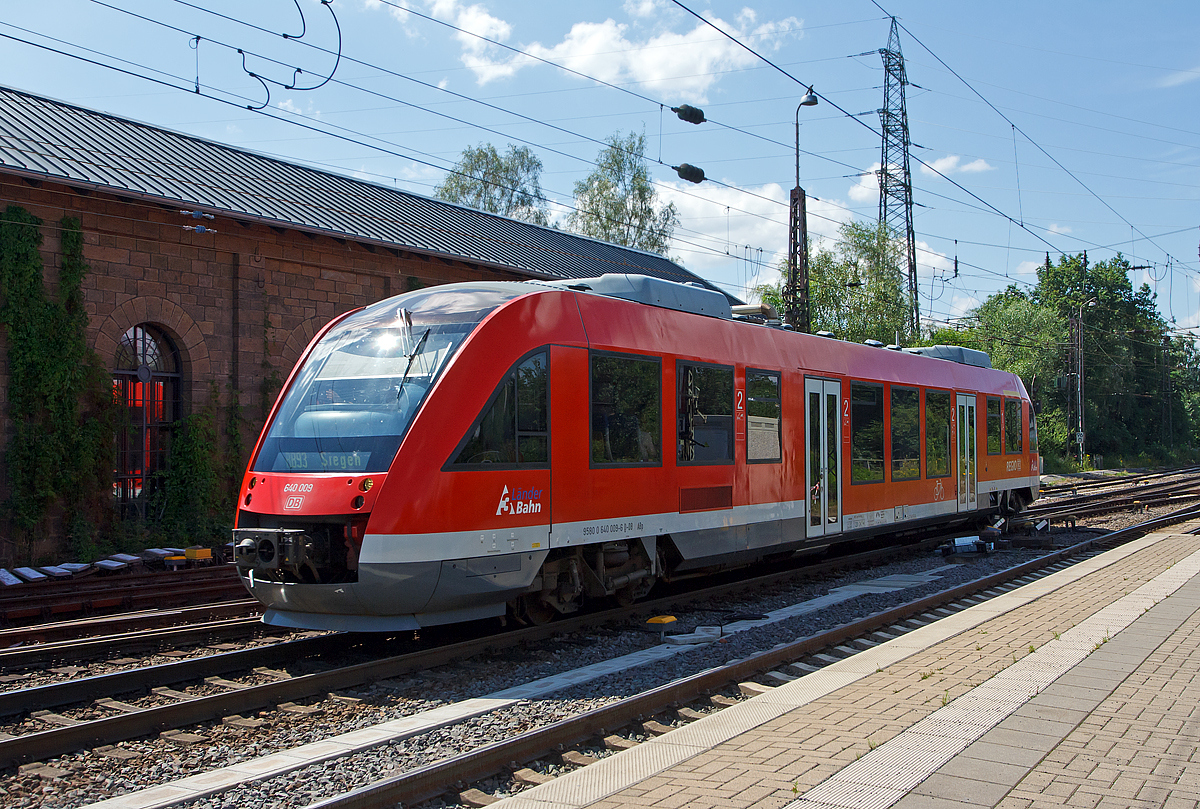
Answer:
878 17 919 337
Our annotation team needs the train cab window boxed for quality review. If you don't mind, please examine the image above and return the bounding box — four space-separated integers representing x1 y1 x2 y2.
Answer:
591 352 661 465
746 370 781 463
890 386 920 481
986 396 1002 455
451 350 548 466
850 381 884 484
1029 406 1039 454
1005 398 1023 454
925 389 952 478
677 362 734 464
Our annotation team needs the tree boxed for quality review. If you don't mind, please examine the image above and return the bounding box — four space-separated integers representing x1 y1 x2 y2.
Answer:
567 131 678 255
758 220 913 345
939 285 1067 396
434 143 549 226
931 252 1200 469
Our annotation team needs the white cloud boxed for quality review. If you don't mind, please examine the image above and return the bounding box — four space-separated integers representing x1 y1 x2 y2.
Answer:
415 4 800 98
1015 259 1041 275
658 179 851 295
363 0 414 25
848 163 880 203
1157 65 1200 88
917 240 952 277
943 291 981 322
521 13 800 101
1048 223 1072 235
424 0 520 83
623 0 661 17
276 97 322 119
919 154 994 176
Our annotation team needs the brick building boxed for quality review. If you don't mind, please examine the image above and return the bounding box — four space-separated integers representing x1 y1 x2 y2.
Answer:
0 86 722 561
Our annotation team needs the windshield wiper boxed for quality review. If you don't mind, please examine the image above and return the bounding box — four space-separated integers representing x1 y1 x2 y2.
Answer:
396 328 430 403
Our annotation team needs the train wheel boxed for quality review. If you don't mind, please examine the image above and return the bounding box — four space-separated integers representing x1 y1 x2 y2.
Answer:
518 594 558 626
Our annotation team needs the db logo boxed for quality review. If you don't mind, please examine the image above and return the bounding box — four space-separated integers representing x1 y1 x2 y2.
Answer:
284 495 304 510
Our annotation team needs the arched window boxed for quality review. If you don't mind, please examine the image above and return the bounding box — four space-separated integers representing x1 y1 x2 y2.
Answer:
113 325 181 518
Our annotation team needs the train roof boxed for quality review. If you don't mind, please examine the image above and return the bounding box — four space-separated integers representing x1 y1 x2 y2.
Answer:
538 273 733 320
525 274 995 372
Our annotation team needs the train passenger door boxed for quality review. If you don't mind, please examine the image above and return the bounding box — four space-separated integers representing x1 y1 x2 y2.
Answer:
956 394 977 512
805 378 842 538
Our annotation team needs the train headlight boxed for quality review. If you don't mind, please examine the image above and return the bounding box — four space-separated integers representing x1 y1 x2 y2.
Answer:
360 478 373 492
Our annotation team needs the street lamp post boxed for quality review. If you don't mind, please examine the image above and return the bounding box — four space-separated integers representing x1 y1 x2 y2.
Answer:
785 87 818 332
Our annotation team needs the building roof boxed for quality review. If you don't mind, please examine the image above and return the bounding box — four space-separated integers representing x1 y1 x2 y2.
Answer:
0 86 728 295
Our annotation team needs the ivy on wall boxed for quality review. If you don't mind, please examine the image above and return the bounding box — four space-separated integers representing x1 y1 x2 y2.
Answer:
0 208 114 561
152 384 220 544
0 207 268 560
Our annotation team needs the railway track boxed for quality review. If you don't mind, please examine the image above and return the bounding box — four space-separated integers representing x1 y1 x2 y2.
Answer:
1022 470 1200 524
1037 466 1200 497
6 501 1195 809
306 505 1200 809
0 613 284 672
4 473 1196 808
0 564 245 628
0 600 262 649
0 537 948 771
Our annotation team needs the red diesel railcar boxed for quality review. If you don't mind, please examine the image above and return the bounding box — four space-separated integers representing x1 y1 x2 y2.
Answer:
233 274 1039 631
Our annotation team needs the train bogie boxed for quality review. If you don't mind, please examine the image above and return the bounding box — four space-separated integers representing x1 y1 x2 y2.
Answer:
234 274 1039 631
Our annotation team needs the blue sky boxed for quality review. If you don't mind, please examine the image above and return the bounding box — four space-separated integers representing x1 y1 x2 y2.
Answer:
1 1 1197 332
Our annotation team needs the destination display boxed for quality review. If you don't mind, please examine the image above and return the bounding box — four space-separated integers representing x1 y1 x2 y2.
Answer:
279 451 371 471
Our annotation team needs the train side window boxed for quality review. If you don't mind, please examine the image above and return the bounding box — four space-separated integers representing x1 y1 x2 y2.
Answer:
850 381 884 484
986 396 1002 455
890 386 920 481
591 352 661 466
925 389 952 478
746 369 781 463
1004 398 1023 454
677 361 734 464
451 350 549 467
1029 405 1039 454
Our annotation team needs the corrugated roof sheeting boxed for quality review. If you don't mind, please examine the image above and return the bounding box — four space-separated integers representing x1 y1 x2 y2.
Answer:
0 87 725 295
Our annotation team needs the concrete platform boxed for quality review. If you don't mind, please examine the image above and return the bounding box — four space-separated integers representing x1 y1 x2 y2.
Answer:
493 526 1200 809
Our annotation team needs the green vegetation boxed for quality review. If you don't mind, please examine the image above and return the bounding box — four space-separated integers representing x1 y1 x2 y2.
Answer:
567 130 679 255
0 207 236 563
760 224 1200 471
759 220 915 346
928 252 1200 470
438 132 680 257
0 209 114 562
434 142 550 226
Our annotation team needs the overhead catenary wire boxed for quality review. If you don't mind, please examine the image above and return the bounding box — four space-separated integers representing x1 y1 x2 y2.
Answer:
41 8 843 256
870 1 1188 273
11 2 1190 309
48 2 1083 288
0 29 802 281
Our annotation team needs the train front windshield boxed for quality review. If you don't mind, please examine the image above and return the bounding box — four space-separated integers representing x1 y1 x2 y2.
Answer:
253 284 528 474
